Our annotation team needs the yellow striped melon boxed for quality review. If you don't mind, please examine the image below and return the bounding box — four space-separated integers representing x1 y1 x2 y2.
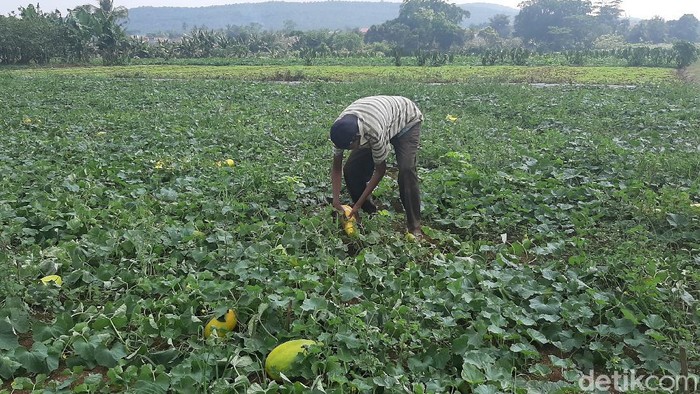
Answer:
203 309 237 338
264 339 318 381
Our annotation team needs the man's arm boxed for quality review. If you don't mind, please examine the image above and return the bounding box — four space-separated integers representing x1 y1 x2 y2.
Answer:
331 153 344 212
351 160 386 216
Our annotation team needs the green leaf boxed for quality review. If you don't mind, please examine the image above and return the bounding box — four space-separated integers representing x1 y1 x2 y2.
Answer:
620 308 639 325
338 284 362 302
32 324 59 343
529 363 552 377
548 355 572 368
562 369 581 382
15 345 49 374
645 330 667 341
642 314 665 330
92 315 111 330
526 328 548 344
666 213 688 228
157 188 179 202
611 318 636 335
363 253 383 264
0 355 22 380
529 297 560 315
679 290 696 306
95 345 118 368
301 297 328 312
460 364 485 384
473 385 499 394
111 315 129 330
510 342 539 357
462 351 494 369
372 374 396 388
133 380 169 394
517 316 536 326
63 181 80 192
0 317 19 351
9 308 31 334
407 357 431 373
84 373 104 386
95 343 126 368
11 377 33 390
486 324 505 335
150 349 181 366
72 338 96 363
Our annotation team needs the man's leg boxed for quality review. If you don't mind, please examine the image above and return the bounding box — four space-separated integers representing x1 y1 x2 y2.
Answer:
343 148 378 213
392 123 421 233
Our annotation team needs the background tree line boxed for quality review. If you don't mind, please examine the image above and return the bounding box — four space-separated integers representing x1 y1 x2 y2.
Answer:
0 0 698 67
0 0 129 65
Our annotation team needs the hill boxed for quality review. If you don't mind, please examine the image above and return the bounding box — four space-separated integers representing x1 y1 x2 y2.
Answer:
124 1 519 35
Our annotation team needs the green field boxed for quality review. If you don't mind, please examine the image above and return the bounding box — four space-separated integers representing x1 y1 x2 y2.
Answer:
8 64 679 85
0 66 699 393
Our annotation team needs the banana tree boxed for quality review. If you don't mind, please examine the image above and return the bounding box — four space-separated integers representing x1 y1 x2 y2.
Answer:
66 0 129 64
65 6 96 62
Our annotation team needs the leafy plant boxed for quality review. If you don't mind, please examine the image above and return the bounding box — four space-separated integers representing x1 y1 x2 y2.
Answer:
0 70 697 392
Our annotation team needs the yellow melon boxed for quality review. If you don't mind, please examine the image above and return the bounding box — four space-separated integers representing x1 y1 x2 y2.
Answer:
203 309 237 338
340 205 357 237
264 339 318 381
40 275 63 286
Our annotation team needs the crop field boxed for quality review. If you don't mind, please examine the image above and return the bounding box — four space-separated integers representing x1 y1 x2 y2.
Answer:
0 66 699 393
11 64 678 85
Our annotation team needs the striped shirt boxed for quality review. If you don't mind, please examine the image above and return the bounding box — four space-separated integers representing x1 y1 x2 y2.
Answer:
332 96 423 164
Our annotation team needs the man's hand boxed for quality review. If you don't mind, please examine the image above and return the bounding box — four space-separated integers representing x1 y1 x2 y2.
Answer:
348 205 360 221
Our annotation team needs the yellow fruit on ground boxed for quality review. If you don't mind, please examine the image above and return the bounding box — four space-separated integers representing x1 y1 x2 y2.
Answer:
340 205 357 237
204 309 237 338
344 220 357 237
264 339 317 381
224 159 235 166
40 275 63 286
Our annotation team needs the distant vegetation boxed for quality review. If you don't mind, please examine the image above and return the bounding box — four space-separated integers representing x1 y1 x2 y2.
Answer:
0 0 698 68
124 1 519 35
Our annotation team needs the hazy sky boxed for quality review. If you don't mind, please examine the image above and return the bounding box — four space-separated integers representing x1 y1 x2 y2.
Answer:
1 0 698 21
